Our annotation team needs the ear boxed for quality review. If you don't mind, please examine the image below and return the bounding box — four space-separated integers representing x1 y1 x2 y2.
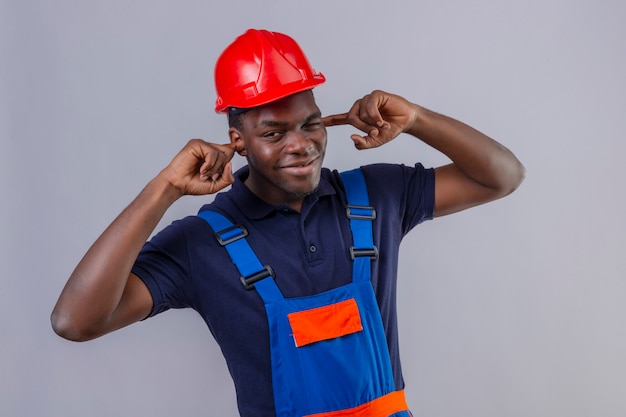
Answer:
228 127 247 156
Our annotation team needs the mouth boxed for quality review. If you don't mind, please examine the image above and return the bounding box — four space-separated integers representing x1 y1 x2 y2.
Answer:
279 156 320 175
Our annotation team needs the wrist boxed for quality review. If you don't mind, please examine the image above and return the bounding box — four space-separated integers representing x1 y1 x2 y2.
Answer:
404 104 431 138
147 173 185 205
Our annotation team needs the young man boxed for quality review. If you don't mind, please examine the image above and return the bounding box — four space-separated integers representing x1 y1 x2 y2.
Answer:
51 29 525 416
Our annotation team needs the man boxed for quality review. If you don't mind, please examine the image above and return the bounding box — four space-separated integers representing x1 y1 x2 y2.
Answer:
51 29 524 416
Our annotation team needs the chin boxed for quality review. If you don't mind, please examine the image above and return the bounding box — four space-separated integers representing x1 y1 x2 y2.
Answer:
272 164 321 198
287 189 313 200
285 181 319 199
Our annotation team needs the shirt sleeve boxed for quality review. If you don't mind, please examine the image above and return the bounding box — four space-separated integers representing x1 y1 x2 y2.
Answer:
131 217 198 318
360 163 435 235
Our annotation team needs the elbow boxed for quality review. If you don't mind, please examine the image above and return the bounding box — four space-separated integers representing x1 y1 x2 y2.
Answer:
50 309 99 342
489 144 526 199
505 159 526 196
492 156 526 199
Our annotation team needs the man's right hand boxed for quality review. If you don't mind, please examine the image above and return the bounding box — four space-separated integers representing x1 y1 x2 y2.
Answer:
159 139 237 197
51 138 240 341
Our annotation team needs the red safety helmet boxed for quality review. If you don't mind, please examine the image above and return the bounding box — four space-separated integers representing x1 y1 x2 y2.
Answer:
214 29 326 113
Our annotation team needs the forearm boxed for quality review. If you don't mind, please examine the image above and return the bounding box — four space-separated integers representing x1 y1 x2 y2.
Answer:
323 90 524 216
51 175 180 339
407 105 525 195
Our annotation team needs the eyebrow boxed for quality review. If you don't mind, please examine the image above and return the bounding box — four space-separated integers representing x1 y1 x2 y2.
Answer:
259 111 322 128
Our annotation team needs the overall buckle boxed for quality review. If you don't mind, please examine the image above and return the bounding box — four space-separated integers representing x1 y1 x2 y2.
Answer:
346 204 377 220
214 224 249 246
240 265 275 290
350 246 379 260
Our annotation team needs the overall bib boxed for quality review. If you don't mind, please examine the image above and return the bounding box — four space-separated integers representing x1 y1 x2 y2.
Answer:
198 169 412 417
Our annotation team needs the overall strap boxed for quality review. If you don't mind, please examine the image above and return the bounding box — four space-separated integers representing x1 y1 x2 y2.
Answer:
340 168 378 284
197 210 283 302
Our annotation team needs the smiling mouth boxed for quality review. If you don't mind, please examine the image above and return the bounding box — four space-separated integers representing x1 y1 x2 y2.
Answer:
288 161 313 168
280 156 320 174
282 155 319 168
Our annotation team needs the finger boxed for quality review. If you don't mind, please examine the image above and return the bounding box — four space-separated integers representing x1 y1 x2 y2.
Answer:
200 157 227 181
216 142 237 159
350 134 368 150
218 161 235 185
358 94 390 129
199 147 233 180
323 107 380 139
322 113 350 127
192 161 235 195
208 160 234 183
344 98 385 134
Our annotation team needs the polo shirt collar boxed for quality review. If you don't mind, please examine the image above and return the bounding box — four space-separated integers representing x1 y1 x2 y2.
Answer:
230 166 336 219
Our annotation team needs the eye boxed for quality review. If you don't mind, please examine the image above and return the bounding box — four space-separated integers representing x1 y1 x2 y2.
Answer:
304 121 323 131
262 130 285 142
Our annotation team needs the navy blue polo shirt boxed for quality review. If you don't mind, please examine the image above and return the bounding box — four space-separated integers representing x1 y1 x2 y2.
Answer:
132 163 434 417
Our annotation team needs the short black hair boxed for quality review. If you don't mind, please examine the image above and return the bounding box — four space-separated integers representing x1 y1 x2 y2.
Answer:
227 111 245 131
227 107 252 131
227 90 315 131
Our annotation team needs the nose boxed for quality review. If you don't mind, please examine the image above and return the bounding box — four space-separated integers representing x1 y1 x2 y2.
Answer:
284 130 311 154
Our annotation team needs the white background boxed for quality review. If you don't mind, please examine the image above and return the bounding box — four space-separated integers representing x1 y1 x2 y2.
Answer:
2 0 625 416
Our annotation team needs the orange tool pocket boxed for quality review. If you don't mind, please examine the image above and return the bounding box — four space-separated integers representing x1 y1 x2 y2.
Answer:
288 298 363 347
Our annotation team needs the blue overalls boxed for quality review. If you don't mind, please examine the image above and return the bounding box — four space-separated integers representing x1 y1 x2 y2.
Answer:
198 169 412 417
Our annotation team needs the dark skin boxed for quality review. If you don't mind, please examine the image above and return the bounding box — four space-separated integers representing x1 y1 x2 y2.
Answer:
228 91 327 212
323 90 525 216
51 89 524 341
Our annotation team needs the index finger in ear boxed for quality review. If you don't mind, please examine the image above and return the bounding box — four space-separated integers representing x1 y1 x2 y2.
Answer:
216 142 238 157
322 113 350 127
